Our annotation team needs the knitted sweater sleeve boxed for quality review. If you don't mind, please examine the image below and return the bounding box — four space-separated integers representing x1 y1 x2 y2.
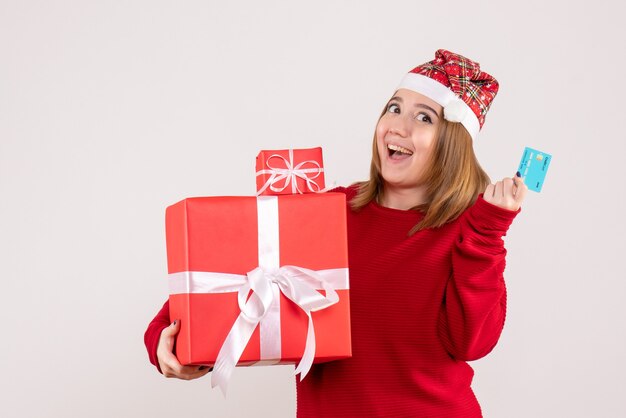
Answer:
437 195 519 361
144 300 171 373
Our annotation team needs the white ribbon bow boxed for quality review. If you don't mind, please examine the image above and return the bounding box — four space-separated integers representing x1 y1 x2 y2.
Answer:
256 149 324 195
210 265 341 394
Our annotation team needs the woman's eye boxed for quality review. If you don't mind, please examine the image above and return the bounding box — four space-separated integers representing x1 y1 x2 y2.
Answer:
387 103 400 113
416 113 432 123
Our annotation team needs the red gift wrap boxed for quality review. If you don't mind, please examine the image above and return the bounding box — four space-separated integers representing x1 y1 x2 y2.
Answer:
255 147 325 195
166 192 351 390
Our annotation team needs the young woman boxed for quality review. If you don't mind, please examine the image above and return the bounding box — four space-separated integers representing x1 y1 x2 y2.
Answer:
145 49 527 417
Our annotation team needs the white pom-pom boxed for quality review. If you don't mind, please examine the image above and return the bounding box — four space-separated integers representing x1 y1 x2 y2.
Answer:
443 100 468 123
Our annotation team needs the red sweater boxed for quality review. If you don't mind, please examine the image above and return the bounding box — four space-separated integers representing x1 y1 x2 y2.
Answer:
145 186 518 417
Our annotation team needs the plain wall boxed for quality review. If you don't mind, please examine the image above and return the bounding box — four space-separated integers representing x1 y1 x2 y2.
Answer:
1 0 624 416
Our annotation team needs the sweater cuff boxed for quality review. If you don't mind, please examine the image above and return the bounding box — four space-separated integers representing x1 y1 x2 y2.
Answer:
466 194 520 235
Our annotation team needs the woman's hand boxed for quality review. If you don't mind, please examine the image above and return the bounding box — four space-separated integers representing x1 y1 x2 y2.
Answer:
157 320 212 380
483 174 528 211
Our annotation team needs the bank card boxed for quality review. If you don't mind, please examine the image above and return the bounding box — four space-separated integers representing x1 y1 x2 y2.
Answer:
517 147 551 192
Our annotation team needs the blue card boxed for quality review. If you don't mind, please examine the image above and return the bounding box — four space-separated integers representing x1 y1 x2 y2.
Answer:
517 147 551 192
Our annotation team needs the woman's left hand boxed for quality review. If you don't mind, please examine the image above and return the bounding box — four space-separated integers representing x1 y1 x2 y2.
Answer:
483 175 528 211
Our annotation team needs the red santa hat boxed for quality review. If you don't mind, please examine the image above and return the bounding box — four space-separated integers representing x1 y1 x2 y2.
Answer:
396 49 499 141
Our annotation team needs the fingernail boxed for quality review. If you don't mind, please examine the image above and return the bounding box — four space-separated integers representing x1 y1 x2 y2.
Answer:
515 171 521 177
172 320 177 326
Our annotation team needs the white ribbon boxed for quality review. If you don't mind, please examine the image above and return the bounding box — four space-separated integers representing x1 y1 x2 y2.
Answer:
168 267 348 395
255 149 325 195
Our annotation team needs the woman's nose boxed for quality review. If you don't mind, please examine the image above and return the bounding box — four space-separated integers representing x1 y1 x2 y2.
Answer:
389 119 409 137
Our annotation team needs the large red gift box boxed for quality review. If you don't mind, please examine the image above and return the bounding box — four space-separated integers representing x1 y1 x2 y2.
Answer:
166 192 351 387
255 147 325 195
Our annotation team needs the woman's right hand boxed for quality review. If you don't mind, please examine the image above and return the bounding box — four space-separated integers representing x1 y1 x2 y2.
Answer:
157 320 212 380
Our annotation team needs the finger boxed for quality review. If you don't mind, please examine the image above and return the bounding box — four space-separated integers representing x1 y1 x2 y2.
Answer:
514 178 528 203
160 346 181 367
513 174 526 196
158 321 183 376
171 365 212 380
182 365 212 377
513 173 523 190
160 320 181 349
161 355 188 378
195 366 212 378
161 320 180 338
159 347 184 377
494 181 503 197
159 351 213 379
502 177 515 197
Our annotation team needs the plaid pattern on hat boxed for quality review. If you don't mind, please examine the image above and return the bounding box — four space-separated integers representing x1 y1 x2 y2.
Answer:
408 49 499 131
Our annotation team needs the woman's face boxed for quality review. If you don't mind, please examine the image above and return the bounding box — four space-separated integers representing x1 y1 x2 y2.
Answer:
376 88 443 191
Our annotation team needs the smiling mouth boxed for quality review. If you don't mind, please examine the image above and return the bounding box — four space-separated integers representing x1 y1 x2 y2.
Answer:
387 144 413 159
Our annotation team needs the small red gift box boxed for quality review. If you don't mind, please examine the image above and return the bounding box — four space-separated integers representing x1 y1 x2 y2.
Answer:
255 147 325 195
166 192 350 392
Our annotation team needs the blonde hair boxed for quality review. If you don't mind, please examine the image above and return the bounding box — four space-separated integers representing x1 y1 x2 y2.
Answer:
350 107 490 235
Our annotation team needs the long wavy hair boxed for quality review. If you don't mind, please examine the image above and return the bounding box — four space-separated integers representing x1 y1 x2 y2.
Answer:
350 105 491 235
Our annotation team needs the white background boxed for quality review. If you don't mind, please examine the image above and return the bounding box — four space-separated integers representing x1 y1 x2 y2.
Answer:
1 1 625 417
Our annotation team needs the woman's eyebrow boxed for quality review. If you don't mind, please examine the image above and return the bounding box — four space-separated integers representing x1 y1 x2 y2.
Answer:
414 103 440 117
389 96 440 118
